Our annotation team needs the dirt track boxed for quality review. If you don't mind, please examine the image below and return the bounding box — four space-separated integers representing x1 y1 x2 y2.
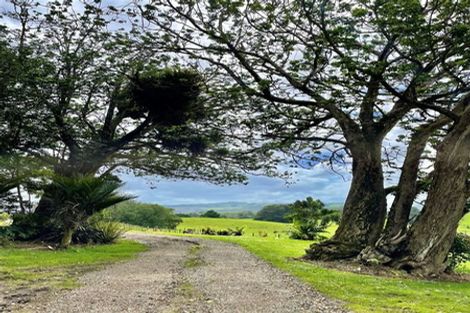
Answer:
17 234 348 313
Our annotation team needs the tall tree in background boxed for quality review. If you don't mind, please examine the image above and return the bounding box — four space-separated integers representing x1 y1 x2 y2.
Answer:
140 0 470 259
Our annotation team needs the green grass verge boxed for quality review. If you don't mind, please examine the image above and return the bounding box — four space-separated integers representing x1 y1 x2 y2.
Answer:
0 240 147 289
129 216 470 313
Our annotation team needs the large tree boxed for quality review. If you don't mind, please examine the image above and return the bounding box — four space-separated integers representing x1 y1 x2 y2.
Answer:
140 0 470 259
360 94 470 274
1 1 269 230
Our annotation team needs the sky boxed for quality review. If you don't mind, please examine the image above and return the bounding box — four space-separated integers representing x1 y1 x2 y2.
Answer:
120 166 352 206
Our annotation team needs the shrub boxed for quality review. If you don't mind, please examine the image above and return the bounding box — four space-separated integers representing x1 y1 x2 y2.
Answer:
3 213 42 241
107 201 182 229
200 227 244 236
201 227 216 235
255 204 291 223
216 229 230 236
72 212 125 244
0 212 11 225
88 220 125 244
287 197 339 240
289 220 329 240
228 227 244 236
447 233 470 272
45 175 132 248
200 210 220 218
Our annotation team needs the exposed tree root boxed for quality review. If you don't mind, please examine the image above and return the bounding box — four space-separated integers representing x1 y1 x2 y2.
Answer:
305 240 363 261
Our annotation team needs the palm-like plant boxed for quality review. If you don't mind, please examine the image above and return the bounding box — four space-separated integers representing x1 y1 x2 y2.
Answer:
45 175 133 248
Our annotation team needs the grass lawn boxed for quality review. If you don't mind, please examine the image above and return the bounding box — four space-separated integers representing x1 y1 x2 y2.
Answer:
130 215 470 313
0 240 147 289
459 213 470 233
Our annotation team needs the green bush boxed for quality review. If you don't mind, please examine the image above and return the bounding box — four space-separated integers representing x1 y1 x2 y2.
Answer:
88 220 125 244
2 213 42 241
287 197 340 240
255 204 291 223
200 210 221 218
107 201 182 229
71 212 124 244
0 212 10 225
289 220 329 240
44 175 131 248
201 227 244 236
447 233 470 272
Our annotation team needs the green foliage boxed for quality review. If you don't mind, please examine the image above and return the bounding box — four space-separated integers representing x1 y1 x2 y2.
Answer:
0 212 12 246
222 211 255 219
0 212 9 224
45 175 132 247
46 175 132 226
200 226 244 236
72 212 125 244
201 209 221 218
2 213 42 241
447 233 470 272
288 197 341 240
106 200 182 229
254 204 291 223
85 220 125 244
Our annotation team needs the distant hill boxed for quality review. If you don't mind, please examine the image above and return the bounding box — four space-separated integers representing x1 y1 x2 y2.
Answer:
326 202 344 211
166 201 344 214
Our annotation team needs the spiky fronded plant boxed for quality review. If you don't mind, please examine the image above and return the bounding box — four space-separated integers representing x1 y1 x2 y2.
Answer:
45 175 133 248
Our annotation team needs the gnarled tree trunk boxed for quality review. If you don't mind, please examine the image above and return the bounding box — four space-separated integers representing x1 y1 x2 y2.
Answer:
359 117 449 263
389 108 470 275
306 140 387 260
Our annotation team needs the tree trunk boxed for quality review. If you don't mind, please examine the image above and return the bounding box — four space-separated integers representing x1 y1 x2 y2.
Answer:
59 225 76 249
306 140 387 260
389 108 470 276
359 118 448 264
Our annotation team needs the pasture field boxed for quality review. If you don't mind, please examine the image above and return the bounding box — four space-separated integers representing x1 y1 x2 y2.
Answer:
0 240 147 289
176 217 294 236
130 215 470 313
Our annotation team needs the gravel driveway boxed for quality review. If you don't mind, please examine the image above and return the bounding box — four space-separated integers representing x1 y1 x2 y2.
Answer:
18 234 348 313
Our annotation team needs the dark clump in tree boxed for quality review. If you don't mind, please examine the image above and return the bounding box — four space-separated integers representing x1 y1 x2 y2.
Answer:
255 204 292 223
201 210 221 218
129 68 205 126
